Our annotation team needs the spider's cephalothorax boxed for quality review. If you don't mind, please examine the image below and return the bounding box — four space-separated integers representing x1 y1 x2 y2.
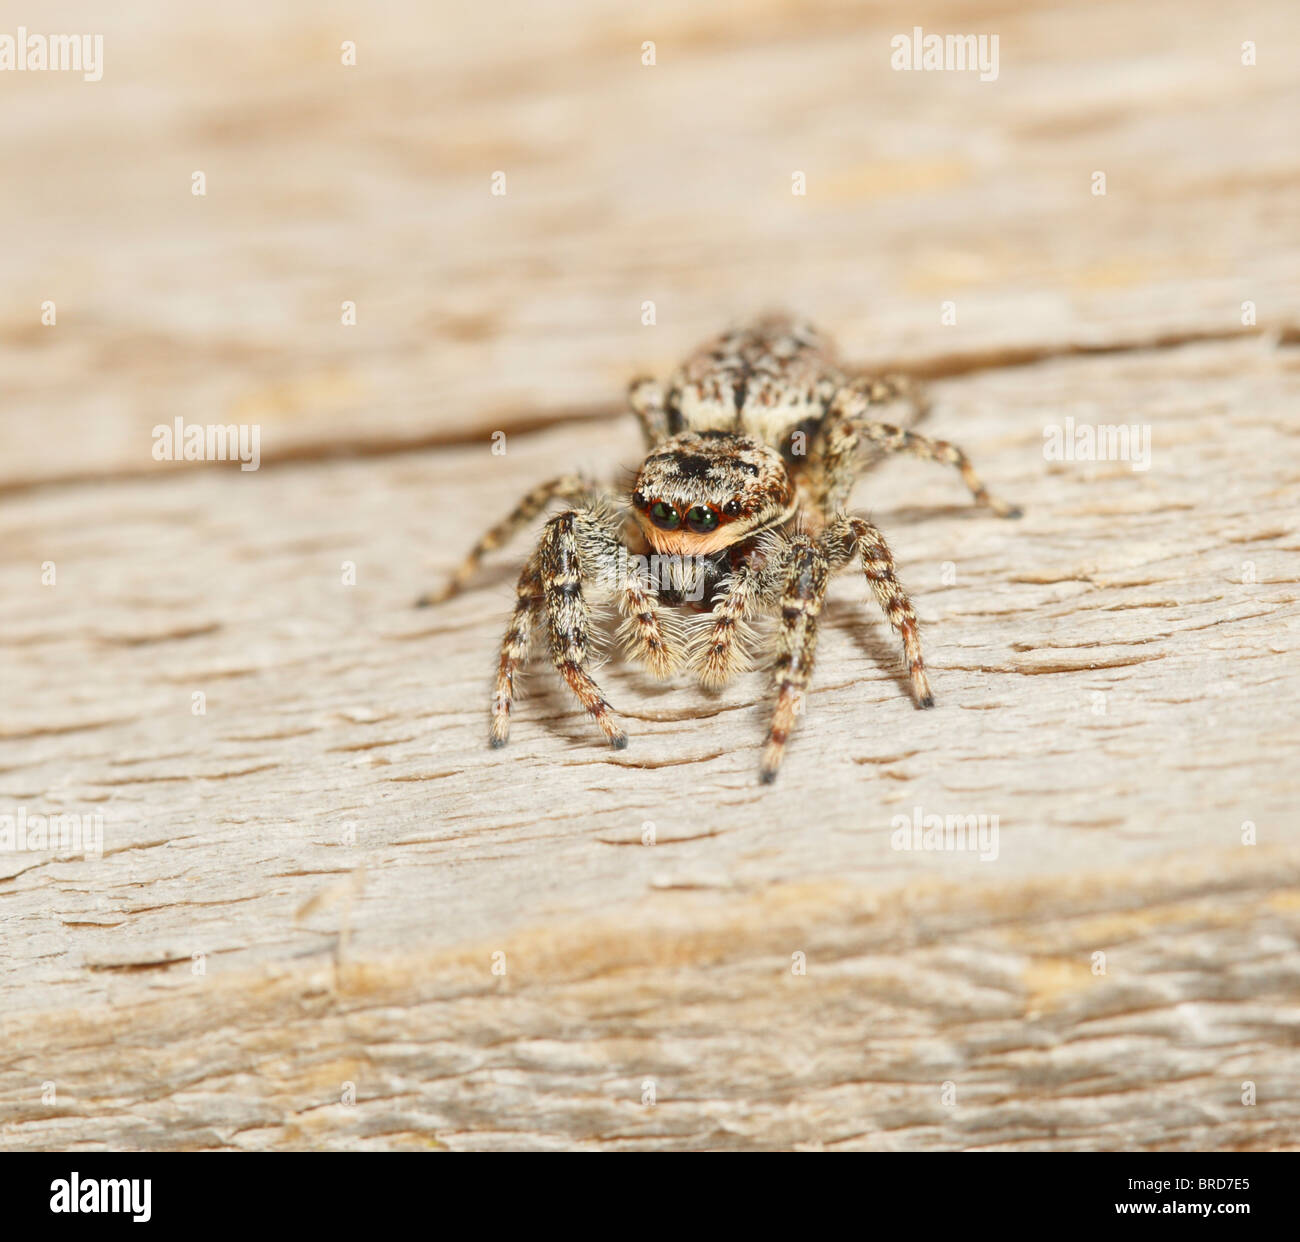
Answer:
420 314 1022 783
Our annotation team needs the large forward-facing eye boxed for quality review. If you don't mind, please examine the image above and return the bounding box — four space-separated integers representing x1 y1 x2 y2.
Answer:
685 505 719 533
649 500 680 529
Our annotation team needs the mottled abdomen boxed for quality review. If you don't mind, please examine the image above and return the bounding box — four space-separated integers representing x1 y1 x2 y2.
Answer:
667 315 843 451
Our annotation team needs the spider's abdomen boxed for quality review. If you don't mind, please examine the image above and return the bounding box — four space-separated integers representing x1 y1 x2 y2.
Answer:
668 315 842 451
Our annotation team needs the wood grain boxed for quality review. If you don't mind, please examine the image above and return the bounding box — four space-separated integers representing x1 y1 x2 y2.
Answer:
1 0 1298 1151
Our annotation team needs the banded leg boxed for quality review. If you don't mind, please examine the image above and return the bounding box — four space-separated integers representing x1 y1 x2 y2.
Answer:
846 372 931 420
538 506 677 748
417 474 592 606
823 513 933 708
490 557 543 747
628 377 671 448
760 536 831 783
821 379 1020 518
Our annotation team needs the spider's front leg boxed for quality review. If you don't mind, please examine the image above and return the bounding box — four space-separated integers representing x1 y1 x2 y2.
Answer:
823 512 933 708
755 516 932 782
759 534 831 784
496 504 676 751
490 555 544 747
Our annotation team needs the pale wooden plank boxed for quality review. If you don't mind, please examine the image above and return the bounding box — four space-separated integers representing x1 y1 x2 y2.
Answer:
1 336 1297 1149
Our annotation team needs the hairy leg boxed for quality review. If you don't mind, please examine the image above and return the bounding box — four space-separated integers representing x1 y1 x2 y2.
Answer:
845 372 931 420
539 500 685 745
417 474 593 606
759 535 830 783
823 513 933 707
490 556 543 747
820 378 1020 518
537 509 629 748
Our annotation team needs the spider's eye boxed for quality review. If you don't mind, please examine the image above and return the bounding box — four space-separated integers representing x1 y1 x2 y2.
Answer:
649 500 680 529
722 499 742 518
685 505 719 533
632 490 648 509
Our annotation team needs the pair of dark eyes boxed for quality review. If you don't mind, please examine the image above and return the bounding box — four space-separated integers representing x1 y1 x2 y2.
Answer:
634 493 741 531
654 502 716 532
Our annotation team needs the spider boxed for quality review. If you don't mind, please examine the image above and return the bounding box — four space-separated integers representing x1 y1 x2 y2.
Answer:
420 315 1020 783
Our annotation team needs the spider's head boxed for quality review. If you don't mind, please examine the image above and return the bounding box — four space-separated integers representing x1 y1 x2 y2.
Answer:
629 430 795 555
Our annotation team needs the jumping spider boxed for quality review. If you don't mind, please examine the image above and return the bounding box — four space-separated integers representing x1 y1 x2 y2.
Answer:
421 315 1020 783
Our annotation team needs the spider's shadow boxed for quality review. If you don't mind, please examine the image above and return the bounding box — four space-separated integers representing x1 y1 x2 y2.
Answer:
462 565 519 598
824 600 919 702
523 648 688 745
852 502 985 527
520 597 917 736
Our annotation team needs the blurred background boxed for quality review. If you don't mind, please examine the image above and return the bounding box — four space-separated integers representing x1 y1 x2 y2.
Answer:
2 0 1296 490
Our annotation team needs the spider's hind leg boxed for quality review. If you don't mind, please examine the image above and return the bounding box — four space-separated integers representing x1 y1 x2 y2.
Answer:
628 377 671 448
819 377 1021 518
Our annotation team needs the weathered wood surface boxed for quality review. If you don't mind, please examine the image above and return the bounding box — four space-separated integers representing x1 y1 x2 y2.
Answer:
2 0 1299 1151
3 337 1298 1150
